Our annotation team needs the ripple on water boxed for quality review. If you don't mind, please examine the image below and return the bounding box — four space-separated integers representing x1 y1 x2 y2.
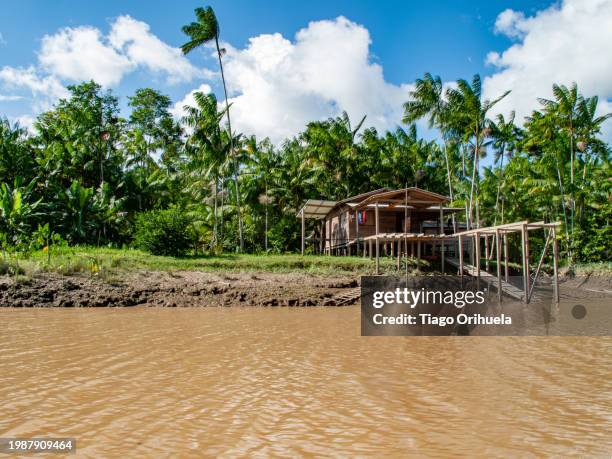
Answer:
0 307 611 457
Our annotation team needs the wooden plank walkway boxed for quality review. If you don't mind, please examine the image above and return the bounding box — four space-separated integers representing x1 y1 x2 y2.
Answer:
323 287 361 306
446 257 538 302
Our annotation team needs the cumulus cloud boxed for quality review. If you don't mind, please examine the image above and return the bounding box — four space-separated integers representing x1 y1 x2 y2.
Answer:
0 94 23 101
109 16 211 83
1 16 208 126
193 17 412 143
170 83 213 119
0 66 69 111
39 26 134 86
37 15 204 86
484 0 612 129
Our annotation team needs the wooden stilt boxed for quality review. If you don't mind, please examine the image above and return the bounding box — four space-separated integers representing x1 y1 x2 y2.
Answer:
475 232 481 280
354 210 359 257
485 235 490 272
521 224 529 303
503 233 509 282
441 239 445 272
470 234 475 266
458 236 464 277
496 229 502 302
375 203 380 274
301 209 305 256
552 226 559 303
396 243 401 271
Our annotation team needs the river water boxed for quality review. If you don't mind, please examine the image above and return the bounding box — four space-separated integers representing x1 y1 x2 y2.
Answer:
1 307 611 457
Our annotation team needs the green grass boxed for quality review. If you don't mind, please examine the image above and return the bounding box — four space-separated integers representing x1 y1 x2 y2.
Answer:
573 261 612 277
10 246 427 277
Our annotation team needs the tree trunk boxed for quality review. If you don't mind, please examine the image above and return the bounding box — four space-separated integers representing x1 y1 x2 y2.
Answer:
468 128 479 229
212 175 218 246
493 147 505 226
216 35 244 252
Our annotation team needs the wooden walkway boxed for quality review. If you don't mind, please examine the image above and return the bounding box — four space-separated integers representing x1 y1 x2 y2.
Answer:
446 257 539 302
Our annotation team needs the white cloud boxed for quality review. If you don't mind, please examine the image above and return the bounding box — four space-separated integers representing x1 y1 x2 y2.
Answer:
484 0 612 131
186 17 411 144
36 15 205 87
0 94 23 101
13 114 35 133
39 26 134 86
1 16 209 128
493 9 527 39
0 32 6 45
170 83 213 119
0 66 69 111
109 15 210 84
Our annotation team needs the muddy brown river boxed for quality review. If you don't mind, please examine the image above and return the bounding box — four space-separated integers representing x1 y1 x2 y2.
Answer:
1 307 611 457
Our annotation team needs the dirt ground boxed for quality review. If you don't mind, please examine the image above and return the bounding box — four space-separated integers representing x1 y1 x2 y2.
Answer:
0 271 360 307
0 270 609 307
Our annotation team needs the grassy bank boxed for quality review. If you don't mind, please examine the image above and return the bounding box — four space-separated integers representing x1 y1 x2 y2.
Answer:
4 246 426 277
3 246 609 279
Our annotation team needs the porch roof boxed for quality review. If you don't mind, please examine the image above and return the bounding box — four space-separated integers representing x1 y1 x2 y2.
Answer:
297 199 338 219
354 187 449 210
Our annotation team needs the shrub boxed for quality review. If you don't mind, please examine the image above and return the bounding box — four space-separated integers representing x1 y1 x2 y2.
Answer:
134 208 195 256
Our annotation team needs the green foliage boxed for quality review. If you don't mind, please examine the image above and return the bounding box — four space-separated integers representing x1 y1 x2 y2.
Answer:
0 69 609 265
0 178 41 245
134 208 195 256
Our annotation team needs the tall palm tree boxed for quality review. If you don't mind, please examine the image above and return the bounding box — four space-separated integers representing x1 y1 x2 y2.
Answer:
489 112 519 225
182 91 230 246
445 74 510 228
403 73 455 205
538 83 580 236
181 6 244 252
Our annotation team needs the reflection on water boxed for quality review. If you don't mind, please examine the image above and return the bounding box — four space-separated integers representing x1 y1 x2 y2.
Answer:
1 307 611 457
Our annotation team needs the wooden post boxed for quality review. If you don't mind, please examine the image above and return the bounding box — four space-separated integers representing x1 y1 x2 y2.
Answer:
521 224 529 303
458 236 463 277
470 234 475 266
475 232 481 280
496 229 502 302
440 239 445 272
552 226 559 303
375 203 380 274
320 221 324 254
503 233 509 282
355 209 359 256
485 235 490 272
396 241 401 271
417 240 421 260
301 209 305 256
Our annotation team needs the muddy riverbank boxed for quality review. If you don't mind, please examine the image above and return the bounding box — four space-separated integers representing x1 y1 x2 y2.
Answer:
1 270 610 308
0 271 360 307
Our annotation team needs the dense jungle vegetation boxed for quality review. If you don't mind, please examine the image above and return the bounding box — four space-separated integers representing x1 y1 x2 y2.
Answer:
0 6 610 265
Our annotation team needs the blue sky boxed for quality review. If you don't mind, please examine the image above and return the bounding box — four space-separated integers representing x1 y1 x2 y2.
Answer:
1 0 611 145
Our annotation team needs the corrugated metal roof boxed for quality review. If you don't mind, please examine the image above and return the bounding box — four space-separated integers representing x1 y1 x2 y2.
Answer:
297 199 338 219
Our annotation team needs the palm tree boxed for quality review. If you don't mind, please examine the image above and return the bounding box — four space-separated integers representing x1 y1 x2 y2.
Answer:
403 73 455 205
489 112 519 225
445 74 510 228
538 83 580 235
182 91 230 247
181 6 244 252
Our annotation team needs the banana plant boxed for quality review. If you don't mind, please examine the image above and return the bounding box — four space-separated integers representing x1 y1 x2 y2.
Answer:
0 177 42 245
